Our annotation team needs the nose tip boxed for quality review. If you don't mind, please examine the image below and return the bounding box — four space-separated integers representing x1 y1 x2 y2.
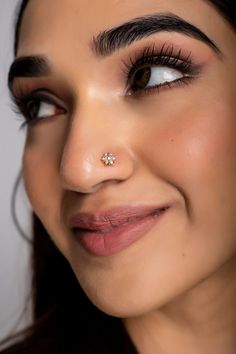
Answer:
60 147 135 194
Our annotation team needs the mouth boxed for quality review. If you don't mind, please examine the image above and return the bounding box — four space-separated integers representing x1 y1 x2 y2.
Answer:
69 205 170 257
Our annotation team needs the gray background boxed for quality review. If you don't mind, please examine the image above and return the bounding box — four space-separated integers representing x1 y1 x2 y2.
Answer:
0 0 32 340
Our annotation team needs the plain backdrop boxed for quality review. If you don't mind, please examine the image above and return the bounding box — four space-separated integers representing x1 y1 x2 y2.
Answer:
0 0 32 340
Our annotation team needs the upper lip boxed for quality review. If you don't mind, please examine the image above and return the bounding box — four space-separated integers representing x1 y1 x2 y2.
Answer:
68 205 170 231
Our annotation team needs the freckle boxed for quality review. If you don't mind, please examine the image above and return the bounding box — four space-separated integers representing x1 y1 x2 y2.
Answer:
170 138 174 143
182 253 186 258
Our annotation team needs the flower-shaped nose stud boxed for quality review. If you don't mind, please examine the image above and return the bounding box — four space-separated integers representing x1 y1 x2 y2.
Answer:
101 152 116 166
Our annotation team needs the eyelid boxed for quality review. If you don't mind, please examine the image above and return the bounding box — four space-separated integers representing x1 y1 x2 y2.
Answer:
10 88 68 128
121 42 201 97
121 43 192 73
12 88 66 107
13 90 68 120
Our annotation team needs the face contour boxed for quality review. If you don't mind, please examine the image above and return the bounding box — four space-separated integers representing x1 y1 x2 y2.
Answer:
10 0 236 318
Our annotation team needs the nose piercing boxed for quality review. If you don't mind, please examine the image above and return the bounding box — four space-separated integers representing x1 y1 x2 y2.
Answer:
101 152 116 166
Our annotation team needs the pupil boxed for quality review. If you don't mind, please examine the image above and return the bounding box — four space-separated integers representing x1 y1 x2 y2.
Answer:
28 100 40 119
133 67 151 89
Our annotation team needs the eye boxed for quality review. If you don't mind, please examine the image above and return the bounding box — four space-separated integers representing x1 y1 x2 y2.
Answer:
26 99 62 121
12 91 67 126
131 65 184 91
123 44 200 97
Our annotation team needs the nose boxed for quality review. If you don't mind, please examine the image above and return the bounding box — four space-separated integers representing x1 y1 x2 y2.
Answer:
60 107 136 194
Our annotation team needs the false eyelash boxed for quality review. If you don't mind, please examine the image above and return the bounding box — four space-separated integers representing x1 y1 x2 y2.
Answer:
10 92 40 130
121 42 198 94
9 90 63 129
122 42 193 80
9 93 28 130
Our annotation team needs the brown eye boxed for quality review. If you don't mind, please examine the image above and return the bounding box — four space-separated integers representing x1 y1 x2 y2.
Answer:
132 66 151 90
130 66 184 93
13 90 67 126
26 99 41 120
24 99 64 122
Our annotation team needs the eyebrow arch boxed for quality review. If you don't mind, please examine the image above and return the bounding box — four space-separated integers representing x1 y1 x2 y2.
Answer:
91 13 222 57
8 55 51 91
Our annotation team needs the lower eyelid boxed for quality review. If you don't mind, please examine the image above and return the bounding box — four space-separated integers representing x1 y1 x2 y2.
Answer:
126 75 196 98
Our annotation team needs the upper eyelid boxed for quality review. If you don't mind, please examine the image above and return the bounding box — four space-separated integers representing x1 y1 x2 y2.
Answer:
123 43 193 67
12 89 66 107
119 41 201 73
122 44 198 79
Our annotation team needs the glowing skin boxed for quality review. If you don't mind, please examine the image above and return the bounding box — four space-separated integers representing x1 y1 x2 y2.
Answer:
10 0 236 353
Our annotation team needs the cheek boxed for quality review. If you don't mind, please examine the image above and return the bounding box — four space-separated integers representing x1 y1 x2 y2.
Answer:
139 82 236 243
140 81 236 191
22 131 63 229
22 139 72 257
92 90 236 317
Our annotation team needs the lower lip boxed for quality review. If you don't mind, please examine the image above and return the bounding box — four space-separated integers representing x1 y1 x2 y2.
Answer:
72 209 168 257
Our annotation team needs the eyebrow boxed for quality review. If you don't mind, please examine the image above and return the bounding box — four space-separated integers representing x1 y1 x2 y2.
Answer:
92 13 221 57
8 12 221 90
8 56 51 90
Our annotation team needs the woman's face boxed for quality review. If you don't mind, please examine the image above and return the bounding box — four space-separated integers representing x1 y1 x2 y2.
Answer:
10 0 236 317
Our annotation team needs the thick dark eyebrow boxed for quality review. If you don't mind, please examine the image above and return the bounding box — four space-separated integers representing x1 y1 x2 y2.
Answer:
8 55 51 91
91 13 222 57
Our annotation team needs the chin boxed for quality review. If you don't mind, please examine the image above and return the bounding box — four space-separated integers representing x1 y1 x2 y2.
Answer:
71 270 174 319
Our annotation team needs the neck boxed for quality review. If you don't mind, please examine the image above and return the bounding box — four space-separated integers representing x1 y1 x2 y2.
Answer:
123 256 236 354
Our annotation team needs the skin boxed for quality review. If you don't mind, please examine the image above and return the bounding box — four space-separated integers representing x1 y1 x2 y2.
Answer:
11 0 236 353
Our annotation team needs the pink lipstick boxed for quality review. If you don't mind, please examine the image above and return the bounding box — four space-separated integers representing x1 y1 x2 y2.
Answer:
68 205 170 257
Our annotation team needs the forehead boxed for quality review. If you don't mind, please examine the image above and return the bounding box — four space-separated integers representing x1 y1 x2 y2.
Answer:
17 0 224 56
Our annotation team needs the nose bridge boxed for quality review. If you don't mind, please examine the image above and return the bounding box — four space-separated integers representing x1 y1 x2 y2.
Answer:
63 97 119 159
61 107 107 172
59 99 135 193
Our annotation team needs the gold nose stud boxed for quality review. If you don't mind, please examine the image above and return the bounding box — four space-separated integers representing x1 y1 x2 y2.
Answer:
101 152 116 166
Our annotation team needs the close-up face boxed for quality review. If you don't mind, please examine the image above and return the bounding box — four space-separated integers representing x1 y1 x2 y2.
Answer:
9 0 236 318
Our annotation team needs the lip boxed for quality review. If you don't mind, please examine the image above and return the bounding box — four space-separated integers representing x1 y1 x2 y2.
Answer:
68 205 170 257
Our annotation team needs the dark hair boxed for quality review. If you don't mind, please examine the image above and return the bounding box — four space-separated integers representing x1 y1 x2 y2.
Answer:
1 0 235 353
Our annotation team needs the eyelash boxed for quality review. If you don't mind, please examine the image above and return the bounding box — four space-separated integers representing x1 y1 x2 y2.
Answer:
11 43 199 128
122 43 199 96
11 91 66 129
